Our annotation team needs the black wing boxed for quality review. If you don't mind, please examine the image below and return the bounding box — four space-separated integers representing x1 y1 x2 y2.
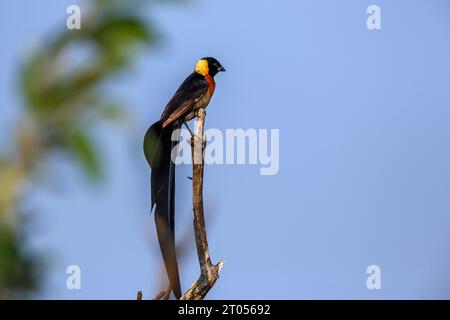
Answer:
160 72 208 127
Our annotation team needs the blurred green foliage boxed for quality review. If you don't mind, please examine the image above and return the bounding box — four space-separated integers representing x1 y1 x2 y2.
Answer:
0 0 171 298
0 225 38 299
20 5 154 178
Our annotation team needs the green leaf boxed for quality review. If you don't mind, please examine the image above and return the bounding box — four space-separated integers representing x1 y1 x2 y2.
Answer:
66 130 102 179
92 15 154 57
0 225 39 297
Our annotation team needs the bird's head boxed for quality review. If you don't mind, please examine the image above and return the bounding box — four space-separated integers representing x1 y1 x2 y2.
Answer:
195 57 226 77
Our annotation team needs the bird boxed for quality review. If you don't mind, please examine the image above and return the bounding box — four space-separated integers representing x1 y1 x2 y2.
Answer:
143 57 225 299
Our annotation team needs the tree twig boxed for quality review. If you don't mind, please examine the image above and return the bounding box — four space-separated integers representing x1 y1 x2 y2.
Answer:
152 287 171 300
181 108 224 300
147 108 223 300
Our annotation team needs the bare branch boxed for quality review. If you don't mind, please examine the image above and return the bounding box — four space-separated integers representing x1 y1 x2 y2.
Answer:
152 287 171 300
181 108 224 300
146 108 223 300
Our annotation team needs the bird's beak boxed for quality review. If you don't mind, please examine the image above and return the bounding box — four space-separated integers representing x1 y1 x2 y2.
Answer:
219 66 226 72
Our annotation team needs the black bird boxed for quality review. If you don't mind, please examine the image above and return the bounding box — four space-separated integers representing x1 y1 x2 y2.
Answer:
143 57 225 299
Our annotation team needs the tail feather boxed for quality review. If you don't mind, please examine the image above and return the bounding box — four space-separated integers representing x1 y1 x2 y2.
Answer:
144 120 182 299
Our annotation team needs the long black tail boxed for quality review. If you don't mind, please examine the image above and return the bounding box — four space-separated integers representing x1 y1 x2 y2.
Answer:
143 120 182 299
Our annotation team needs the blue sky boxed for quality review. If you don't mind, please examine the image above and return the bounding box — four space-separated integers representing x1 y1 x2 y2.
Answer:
1 0 450 299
